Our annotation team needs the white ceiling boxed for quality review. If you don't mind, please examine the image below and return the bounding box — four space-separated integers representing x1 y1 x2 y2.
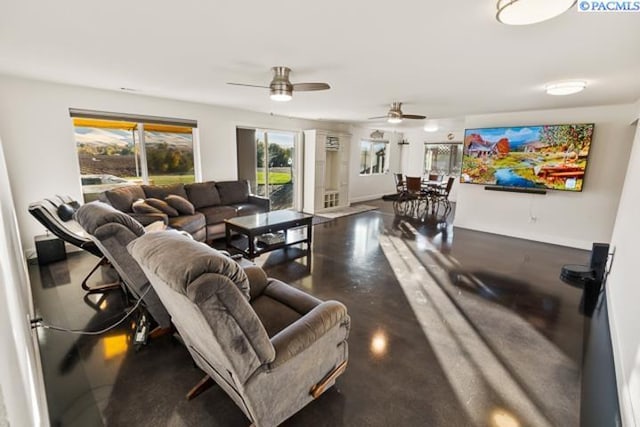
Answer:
1 0 639 131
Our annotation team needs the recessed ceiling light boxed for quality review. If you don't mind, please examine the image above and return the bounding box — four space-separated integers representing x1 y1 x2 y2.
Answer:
496 0 577 25
545 81 586 96
424 124 439 132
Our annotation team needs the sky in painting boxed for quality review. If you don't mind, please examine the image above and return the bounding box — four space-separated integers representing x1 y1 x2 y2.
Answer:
466 126 543 146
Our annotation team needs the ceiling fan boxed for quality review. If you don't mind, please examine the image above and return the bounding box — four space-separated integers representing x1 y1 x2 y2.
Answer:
227 66 330 102
369 102 427 124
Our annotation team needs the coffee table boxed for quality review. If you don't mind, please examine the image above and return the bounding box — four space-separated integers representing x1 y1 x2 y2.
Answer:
224 210 313 259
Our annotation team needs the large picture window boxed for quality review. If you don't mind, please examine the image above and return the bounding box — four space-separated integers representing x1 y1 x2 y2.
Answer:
72 111 198 202
359 139 389 175
424 143 463 176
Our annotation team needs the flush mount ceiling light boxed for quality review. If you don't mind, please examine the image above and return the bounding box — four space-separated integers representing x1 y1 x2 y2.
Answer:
496 0 577 25
545 81 586 95
423 123 439 132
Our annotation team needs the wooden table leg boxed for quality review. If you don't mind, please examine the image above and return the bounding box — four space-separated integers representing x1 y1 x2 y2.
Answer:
247 231 256 259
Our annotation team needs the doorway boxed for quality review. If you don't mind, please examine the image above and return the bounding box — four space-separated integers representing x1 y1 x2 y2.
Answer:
236 128 298 211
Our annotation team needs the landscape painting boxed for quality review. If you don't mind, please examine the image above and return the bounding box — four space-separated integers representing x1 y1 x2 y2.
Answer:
461 123 594 192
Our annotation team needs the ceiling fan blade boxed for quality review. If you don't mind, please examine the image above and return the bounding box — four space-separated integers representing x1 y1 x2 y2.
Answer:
226 82 269 89
292 82 330 91
367 116 388 120
401 114 427 120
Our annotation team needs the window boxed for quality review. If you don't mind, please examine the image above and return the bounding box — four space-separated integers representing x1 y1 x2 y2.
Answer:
424 143 463 176
71 110 198 202
360 139 389 175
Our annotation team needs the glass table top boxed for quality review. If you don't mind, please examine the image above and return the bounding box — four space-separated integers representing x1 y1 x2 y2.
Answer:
225 209 312 229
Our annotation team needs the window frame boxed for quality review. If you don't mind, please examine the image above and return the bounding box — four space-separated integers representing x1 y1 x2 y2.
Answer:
423 142 463 177
71 110 200 201
359 139 389 176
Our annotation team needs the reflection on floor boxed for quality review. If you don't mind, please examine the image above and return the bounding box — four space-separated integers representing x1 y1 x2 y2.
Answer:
30 199 590 427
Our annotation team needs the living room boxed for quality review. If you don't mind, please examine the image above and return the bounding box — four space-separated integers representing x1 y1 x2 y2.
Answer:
1 1 639 426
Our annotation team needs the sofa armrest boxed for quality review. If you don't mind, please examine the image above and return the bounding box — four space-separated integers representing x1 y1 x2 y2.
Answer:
247 194 270 212
269 300 349 368
129 212 168 226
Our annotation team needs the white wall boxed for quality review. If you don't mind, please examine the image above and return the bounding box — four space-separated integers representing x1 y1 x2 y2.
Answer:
0 75 350 254
453 104 637 250
0 137 49 426
607 118 640 427
348 126 403 203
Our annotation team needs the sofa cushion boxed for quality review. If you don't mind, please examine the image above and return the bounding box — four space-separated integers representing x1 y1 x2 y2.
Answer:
102 186 146 212
216 180 250 205
145 198 179 217
232 203 262 217
168 213 206 235
132 199 164 215
142 183 188 200
165 195 195 215
185 181 221 209
251 294 302 337
197 205 237 224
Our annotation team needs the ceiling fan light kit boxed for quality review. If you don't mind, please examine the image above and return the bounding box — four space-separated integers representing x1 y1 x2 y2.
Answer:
496 0 577 25
369 102 426 124
228 66 330 102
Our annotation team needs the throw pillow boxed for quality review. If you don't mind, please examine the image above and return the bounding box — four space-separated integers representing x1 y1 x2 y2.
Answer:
165 195 195 215
132 199 164 215
142 183 188 200
145 198 179 217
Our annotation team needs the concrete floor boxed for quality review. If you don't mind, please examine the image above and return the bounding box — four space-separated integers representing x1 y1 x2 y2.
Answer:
29 200 591 427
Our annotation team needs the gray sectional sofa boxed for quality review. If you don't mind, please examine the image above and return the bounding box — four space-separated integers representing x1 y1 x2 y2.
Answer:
99 180 269 242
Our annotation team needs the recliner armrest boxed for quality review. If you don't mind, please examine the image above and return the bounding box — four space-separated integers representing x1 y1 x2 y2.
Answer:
247 195 270 212
269 301 348 368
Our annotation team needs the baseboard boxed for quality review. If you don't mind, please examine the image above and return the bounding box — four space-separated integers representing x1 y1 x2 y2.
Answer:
605 290 636 426
452 223 593 251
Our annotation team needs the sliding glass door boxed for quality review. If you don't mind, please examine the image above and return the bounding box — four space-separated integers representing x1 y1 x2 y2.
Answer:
256 130 296 210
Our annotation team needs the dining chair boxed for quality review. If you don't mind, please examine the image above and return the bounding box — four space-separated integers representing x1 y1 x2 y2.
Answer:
429 176 456 218
394 173 405 193
394 176 428 219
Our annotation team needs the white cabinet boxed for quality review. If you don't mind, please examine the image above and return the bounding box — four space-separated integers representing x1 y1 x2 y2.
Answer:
303 130 350 214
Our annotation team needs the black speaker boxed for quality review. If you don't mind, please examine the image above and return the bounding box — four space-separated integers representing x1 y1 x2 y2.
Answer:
35 234 67 265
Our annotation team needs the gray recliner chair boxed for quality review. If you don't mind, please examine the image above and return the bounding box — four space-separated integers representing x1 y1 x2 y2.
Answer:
128 231 350 427
74 201 171 329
